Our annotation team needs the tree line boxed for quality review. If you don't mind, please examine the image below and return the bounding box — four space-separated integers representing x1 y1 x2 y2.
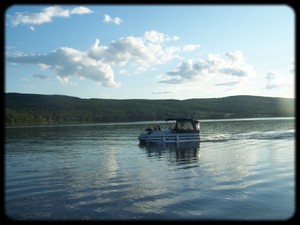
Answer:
5 93 295 126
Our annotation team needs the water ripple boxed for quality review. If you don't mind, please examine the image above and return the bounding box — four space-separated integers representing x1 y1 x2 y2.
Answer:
5 119 295 220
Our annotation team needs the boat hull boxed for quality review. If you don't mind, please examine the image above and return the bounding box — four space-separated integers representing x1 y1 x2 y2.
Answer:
138 131 200 144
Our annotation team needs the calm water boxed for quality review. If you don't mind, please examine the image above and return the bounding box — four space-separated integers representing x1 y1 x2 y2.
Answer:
5 118 295 221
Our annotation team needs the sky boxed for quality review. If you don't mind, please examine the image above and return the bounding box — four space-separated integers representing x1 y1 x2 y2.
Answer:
5 4 295 100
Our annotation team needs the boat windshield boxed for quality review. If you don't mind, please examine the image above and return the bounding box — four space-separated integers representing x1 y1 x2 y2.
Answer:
177 121 200 130
165 118 200 131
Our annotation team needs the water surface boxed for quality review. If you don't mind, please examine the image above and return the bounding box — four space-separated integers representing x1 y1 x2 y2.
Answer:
5 118 295 220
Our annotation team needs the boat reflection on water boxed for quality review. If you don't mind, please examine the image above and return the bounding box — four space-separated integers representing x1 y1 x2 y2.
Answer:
138 141 200 165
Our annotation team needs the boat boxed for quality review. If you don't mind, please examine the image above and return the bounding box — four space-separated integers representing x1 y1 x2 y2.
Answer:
138 117 200 144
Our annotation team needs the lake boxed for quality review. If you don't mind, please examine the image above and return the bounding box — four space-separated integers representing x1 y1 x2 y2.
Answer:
4 117 295 221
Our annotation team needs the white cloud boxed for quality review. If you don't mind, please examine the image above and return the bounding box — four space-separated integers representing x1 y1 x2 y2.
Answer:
160 51 256 85
103 14 111 23
265 71 292 89
144 31 165 43
143 31 180 43
182 44 200 52
114 17 122 25
88 31 181 71
57 76 70 85
10 5 93 27
103 14 122 25
38 63 51 70
70 6 93 15
7 47 119 87
6 30 206 88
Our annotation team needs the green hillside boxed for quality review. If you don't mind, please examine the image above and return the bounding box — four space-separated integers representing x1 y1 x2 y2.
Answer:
5 93 295 126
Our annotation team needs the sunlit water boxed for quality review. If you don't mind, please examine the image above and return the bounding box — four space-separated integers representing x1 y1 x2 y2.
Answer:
5 118 295 221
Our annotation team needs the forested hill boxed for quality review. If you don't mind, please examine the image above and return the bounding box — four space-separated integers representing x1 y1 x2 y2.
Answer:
5 93 295 126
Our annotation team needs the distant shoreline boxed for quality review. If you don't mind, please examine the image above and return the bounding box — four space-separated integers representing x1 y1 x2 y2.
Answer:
5 93 295 126
5 117 295 128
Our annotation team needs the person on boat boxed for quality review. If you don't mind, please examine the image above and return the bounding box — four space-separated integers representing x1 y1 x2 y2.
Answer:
145 126 153 135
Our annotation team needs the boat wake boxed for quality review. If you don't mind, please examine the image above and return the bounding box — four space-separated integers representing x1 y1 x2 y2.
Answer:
201 129 295 142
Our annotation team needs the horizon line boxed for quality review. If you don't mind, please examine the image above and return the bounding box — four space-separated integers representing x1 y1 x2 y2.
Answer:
5 92 295 101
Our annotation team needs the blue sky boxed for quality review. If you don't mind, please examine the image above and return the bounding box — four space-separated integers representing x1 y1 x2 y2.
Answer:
5 4 295 99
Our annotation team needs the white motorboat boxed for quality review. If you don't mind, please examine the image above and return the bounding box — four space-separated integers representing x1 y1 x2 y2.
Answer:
138 117 200 144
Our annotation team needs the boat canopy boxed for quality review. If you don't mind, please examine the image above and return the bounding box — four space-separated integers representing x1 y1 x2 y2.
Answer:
165 117 200 132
